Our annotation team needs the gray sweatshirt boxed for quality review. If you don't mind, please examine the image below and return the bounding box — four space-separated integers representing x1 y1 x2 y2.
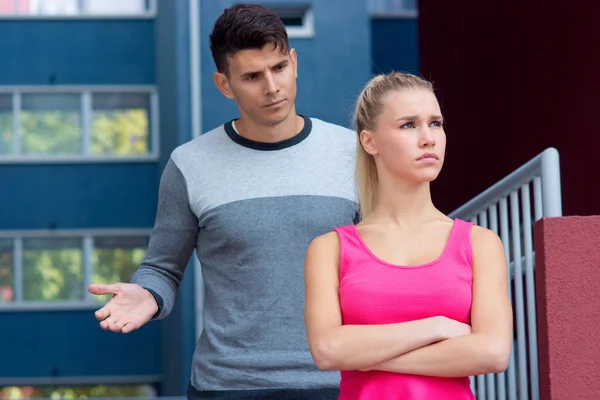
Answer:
131 116 359 392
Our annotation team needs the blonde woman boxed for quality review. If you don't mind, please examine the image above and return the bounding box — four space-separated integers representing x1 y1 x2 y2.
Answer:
304 72 512 399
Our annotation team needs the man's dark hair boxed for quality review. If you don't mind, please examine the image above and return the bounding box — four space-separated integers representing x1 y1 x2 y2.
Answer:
209 4 289 76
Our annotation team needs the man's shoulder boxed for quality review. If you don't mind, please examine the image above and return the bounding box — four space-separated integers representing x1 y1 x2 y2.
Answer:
307 117 356 150
171 124 228 164
309 117 355 137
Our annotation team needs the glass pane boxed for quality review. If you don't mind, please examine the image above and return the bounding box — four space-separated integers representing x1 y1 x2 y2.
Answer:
85 0 149 14
91 236 148 303
0 94 13 155
0 384 156 398
0 239 14 303
21 93 81 155
91 93 150 156
25 0 79 15
22 238 83 301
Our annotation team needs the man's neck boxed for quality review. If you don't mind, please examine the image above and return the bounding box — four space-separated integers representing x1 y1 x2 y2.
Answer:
235 111 304 143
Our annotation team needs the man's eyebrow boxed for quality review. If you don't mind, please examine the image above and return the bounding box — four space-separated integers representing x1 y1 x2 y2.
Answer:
239 60 289 79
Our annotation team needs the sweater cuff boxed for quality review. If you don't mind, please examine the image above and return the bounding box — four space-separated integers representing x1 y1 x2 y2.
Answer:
143 287 164 320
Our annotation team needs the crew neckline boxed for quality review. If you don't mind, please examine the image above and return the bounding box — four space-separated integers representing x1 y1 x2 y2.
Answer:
224 115 311 151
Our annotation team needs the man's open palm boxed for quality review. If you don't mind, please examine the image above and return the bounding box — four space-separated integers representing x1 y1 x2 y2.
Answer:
88 283 158 334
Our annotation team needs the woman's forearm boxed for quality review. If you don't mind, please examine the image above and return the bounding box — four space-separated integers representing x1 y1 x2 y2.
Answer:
311 316 454 371
362 333 510 377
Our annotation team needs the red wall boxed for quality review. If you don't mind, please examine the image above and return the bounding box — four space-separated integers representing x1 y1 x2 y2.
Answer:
535 216 600 399
418 1 600 216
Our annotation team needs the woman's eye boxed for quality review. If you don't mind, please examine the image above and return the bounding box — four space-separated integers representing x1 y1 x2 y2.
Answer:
400 122 415 129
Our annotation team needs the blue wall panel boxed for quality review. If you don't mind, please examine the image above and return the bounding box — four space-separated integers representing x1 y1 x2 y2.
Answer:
0 163 159 230
200 0 372 132
0 310 161 378
154 0 197 395
371 17 420 75
0 20 155 85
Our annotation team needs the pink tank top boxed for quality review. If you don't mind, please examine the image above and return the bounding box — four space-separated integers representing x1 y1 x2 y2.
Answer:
334 219 476 400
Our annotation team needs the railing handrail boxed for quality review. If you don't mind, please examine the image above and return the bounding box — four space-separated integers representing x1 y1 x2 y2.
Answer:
449 147 562 219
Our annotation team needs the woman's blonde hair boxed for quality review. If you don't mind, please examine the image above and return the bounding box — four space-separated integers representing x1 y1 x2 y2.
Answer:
354 71 434 218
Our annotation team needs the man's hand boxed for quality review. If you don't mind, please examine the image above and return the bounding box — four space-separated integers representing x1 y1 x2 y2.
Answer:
88 283 159 334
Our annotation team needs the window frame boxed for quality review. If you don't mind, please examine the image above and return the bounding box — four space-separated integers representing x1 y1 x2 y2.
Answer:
0 85 159 163
266 5 315 39
0 228 151 311
0 0 157 19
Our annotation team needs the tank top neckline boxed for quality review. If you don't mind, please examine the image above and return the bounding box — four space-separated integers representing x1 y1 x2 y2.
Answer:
348 218 460 269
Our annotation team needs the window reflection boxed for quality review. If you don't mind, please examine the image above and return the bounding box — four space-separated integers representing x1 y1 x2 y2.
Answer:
0 94 13 155
92 93 150 156
0 239 13 303
20 94 81 155
22 237 83 301
91 236 148 303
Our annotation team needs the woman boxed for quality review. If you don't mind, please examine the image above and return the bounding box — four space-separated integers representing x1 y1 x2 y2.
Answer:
304 72 513 399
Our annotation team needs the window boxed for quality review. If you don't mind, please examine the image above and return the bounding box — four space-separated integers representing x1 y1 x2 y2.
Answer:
0 230 150 308
0 87 158 162
0 94 12 155
91 93 150 156
21 93 82 155
266 5 314 38
0 239 13 303
0 0 155 17
0 384 156 398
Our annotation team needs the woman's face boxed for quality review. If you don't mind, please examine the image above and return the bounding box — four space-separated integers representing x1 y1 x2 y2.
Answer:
360 88 446 185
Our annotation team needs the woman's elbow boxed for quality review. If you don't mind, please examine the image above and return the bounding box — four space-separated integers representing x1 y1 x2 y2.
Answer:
484 341 511 373
309 338 342 371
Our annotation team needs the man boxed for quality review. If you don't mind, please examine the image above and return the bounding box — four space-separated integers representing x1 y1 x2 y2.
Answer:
88 4 359 399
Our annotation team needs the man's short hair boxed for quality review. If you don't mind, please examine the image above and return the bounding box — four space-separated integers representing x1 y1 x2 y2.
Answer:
209 4 290 76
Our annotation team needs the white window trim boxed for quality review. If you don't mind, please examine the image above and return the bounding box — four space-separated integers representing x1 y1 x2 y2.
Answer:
0 228 152 311
0 0 156 19
285 8 314 39
0 85 160 164
0 375 162 386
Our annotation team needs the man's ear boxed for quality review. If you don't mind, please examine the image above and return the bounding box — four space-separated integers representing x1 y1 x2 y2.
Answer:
360 130 379 156
290 48 298 78
213 71 234 99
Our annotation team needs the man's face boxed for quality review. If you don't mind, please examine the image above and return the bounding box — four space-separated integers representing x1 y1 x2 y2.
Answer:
215 44 298 127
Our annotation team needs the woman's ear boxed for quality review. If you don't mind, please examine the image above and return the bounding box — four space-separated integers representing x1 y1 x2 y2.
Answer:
359 130 379 156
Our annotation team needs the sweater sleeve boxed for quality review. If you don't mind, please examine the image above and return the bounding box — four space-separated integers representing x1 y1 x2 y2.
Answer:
130 157 199 320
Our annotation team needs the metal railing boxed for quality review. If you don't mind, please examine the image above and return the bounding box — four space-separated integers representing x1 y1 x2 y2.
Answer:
449 147 562 400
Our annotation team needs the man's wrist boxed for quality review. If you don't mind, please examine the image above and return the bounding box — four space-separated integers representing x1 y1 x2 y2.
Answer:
143 287 163 319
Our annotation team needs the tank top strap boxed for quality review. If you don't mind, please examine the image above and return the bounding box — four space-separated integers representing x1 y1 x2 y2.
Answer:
333 225 362 280
447 218 476 266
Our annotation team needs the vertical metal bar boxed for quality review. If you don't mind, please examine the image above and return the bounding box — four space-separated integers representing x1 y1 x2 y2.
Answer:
521 184 539 400
470 376 476 397
150 92 160 156
510 191 528 400
82 92 92 155
500 197 518 400
83 236 93 301
477 210 491 399
189 0 204 341
490 204 505 400
476 210 493 399
540 148 562 217
533 177 543 221
13 92 21 155
479 210 488 228
14 237 23 302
